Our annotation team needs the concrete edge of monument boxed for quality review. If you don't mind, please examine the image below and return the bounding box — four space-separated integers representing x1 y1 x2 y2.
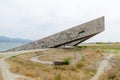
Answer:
7 16 105 52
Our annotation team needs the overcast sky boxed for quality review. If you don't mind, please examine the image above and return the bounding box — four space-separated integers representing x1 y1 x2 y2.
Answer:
0 0 120 42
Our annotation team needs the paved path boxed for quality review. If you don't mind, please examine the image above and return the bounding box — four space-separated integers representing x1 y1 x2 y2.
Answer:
30 52 82 65
0 49 46 80
91 53 114 80
30 54 53 64
72 52 82 63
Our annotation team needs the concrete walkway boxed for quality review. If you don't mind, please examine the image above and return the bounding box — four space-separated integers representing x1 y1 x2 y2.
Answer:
72 52 82 63
30 54 53 64
91 53 114 80
30 52 82 65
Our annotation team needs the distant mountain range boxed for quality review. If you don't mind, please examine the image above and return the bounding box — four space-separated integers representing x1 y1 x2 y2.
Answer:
0 36 32 43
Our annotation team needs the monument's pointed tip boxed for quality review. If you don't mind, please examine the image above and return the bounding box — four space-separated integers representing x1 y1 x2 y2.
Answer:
94 16 104 19
101 16 105 19
95 16 104 19
99 16 105 20
102 16 105 18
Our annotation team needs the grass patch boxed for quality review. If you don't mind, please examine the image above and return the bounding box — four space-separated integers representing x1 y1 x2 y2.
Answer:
0 67 4 80
54 73 62 80
5 43 120 80
0 54 4 59
6 55 82 80
98 53 120 80
38 48 75 61
75 60 85 69
63 57 71 65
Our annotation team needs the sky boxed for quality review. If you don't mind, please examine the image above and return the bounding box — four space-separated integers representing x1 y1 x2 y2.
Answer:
0 0 120 42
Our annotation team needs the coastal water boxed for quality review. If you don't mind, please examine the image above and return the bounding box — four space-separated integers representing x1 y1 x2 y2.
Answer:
0 42 26 51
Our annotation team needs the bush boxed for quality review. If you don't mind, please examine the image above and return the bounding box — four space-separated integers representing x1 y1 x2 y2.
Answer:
63 57 71 65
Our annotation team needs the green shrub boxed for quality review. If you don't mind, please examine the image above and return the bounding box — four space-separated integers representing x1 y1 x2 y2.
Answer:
63 57 71 65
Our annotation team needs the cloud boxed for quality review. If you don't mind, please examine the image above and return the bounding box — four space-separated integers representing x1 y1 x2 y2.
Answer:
0 0 120 42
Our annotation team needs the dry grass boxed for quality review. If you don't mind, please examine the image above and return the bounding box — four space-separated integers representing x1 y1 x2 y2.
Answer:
5 47 106 80
98 53 120 80
16 51 45 59
0 67 4 80
5 43 120 80
83 49 104 69
0 54 4 59
74 48 105 78
38 48 75 61
16 77 29 80
6 56 83 80
16 48 75 61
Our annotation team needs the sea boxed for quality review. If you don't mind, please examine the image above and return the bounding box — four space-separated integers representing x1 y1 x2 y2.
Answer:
0 42 26 51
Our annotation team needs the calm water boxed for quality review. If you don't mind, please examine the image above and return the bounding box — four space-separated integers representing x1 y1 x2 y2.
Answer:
0 42 26 51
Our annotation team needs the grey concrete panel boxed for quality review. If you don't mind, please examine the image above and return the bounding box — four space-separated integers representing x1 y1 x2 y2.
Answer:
7 16 104 51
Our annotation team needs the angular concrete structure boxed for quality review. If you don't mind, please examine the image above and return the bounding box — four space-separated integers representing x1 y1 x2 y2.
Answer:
8 16 104 51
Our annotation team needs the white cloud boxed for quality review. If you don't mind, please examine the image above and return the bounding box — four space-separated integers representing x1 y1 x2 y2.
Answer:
0 0 120 42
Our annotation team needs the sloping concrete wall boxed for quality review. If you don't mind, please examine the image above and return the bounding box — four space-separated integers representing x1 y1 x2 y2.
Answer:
7 16 104 51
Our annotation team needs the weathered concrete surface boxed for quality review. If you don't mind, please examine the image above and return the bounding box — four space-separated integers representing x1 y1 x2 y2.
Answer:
7 16 104 51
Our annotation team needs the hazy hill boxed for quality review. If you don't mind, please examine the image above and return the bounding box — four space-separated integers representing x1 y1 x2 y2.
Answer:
0 36 32 43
